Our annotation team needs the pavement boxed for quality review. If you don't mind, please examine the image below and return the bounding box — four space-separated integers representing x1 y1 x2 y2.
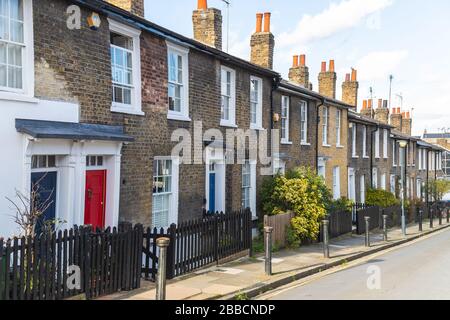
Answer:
259 223 450 300
98 217 450 301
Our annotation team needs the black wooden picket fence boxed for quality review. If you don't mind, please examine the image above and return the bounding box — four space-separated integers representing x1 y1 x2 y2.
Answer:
142 209 253 280
355 206 381 235
0 225 143 300
319 210 353 241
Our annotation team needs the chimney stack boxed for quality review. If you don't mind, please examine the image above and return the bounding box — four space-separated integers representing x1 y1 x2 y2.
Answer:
361 99 372 118
401 111 412 136
318 60 337 99
374 98 389 124
390 107 403 131
250 12 275 69
288 54 310 88
192 0 223 50
341 68 359 107
106 0 144 17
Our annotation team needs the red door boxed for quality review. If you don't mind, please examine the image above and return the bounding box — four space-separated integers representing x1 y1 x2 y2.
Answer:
84 170 107 230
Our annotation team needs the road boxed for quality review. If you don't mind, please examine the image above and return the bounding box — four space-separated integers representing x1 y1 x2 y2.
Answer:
261 228 450 300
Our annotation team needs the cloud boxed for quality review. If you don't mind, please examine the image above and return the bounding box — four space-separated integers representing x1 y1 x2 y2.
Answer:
278 0 393 48
355 50 409 81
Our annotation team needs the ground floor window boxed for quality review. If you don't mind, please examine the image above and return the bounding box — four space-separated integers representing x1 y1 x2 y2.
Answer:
332 166 340 200
152 159 172 228
390 174 396 194
318 158 326 179
242 161 251 209
381 174 386 191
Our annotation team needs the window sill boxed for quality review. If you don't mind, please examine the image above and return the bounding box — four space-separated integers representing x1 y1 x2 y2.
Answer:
336 145 345 149
220 121 238 128
322 144 331 148
363 156 370 159
167 112 191 122
352 156 359 159
281 140 292 145
301 142 311 146
111 104 145 116
250 125 265 131
0 91 39 104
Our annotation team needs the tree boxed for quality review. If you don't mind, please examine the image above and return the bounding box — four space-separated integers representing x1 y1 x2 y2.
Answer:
426 179 450 202
5 174 55 237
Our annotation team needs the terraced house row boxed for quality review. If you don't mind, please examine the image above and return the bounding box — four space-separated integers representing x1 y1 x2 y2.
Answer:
0 0 445 237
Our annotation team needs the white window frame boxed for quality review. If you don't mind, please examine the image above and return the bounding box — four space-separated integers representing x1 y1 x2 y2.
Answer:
372 168 378 189
383 129 388 159
250 76 263 130
220 65 236 127
352 123 358 158
108 19 143 116
363 125 368 158
360 175 366 203
280 96 291 144
392 141 397 166
381 173 386 190
318 157 326 179
273 156 286 175
300 101 309 145
375 129 380 158
336 109 342 147
152 156 179 229
167 41 190 122
332 166 340 200
242 160 257 218
416 178 422 199
0 0 35 102
390 174 396 194
322 106 329 146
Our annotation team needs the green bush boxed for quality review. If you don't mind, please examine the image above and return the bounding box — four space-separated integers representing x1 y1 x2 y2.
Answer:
366 188 400 208
328 197 354 213
261 167 328 245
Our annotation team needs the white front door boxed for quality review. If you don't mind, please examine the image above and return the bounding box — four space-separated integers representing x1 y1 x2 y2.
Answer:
348 168 356 202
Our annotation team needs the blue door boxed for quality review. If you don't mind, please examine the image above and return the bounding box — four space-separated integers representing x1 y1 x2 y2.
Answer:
31 171 57 235
209 172 216 213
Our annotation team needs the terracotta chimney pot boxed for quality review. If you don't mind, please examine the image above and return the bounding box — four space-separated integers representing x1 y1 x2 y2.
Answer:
197 0 207 10
300 54 306 66
329 60 335 72
256 13 263 33
263 12 271 33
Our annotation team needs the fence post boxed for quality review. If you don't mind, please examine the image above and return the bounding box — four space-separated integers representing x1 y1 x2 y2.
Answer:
430 208 434 229
155 237 170 301
167 224 177 280
323 220 330 258
383 215 388 242
439 207 443 226
247 209 253 258
447 208 449 224
365 217 371 247
264 227 273 276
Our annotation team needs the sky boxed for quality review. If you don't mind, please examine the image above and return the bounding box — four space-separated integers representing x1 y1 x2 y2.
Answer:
144 0 450 136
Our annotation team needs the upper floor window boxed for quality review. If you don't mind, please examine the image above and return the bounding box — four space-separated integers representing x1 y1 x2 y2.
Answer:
250 76 263 129
372 168 378 189
351 123 357 157
167 42 190 121
109 19 142 115
362 125 368 157
383 129 388 158
375 129 380 158
220 66 236 127
392 141 397 166
322 106 329 146
281 96 290 143
336 109 342 146
300 101 308 144
0 0 33 98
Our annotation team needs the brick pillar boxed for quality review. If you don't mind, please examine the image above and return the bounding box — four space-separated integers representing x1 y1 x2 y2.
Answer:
192 0 222 50
390 107 403 131
288 54 309 88
250 13 275 69
318 60 337 99
341 68 358 107
106 0 144 17
374 99 389 124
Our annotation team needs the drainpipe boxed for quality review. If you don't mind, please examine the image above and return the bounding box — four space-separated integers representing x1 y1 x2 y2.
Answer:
426 148 430 205
315 99 325 173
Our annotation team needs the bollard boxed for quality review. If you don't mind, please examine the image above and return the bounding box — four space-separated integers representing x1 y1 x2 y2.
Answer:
365 217 371 247
323 220 330 258
418 209 423 232
447 208 449 224
264 227 273 276
383 215 388 241
155 237 170 300
439 208 443 226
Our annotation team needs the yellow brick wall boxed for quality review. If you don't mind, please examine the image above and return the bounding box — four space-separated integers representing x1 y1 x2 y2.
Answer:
318 104 349 198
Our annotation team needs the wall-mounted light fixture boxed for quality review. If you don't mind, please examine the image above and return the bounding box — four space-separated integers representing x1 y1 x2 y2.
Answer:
87 12 101 30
